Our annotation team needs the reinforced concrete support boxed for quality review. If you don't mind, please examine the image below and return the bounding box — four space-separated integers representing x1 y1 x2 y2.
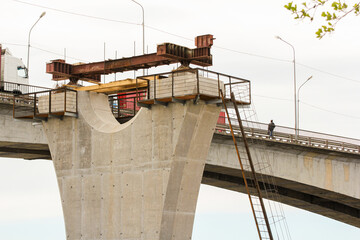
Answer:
42 91 221 240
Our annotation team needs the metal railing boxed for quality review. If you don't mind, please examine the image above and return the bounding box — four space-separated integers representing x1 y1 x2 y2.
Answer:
0 81 51 104
136 68 251 104
109 90 146 121
0 81 51 95
13 88 78 119
216 116 360 155
6 76 355 155
107 91 360 155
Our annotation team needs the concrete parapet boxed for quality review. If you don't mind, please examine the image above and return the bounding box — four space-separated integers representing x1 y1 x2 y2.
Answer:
43 91 221 239
38 91 77 114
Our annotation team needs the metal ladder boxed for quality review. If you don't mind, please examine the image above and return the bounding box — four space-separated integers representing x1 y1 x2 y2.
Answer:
220 90 274 240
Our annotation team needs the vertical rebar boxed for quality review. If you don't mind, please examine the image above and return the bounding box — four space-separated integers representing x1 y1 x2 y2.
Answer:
49 91 52 114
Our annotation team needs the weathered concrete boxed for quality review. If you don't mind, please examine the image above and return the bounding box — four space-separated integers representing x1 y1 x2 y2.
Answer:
42 91 221 240
204 134 360 227
1 100 360 228
0 103 48 159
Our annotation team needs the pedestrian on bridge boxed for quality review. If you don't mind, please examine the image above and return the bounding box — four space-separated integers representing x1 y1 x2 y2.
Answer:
268 120 275 138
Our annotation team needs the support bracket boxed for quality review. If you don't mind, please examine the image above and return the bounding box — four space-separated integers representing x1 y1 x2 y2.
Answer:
172 97 186 105
154 100 168 107
193 94 200 105
137 102 152 109
205 98 223 106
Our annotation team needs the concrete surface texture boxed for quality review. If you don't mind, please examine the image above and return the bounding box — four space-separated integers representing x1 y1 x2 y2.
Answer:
205 135 360 227
0 105 48 159
1 98 359 227
42 91 221 240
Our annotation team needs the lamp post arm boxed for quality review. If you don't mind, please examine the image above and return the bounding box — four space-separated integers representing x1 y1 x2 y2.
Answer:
297 77 312 97
27 17 41 71
297 76 313 134
27 12 46 76
130 0 145 55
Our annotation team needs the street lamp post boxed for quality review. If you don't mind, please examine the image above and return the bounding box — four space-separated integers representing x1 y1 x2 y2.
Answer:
275 36 297 140
297 76 313 136
130 0 145 75
27 11 46 78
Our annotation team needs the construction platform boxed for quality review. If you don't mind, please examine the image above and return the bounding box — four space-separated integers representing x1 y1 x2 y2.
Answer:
13 68 251 120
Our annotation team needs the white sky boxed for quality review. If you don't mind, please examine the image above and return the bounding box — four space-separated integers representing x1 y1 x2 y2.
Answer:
0 0 359 239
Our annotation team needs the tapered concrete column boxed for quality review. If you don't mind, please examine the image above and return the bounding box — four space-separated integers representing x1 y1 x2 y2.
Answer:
43 91 221 240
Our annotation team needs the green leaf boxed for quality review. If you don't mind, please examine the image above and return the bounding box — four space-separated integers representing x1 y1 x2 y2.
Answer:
326 12 332 21
284 3 291 10
331 2 338 10
315 28 323 38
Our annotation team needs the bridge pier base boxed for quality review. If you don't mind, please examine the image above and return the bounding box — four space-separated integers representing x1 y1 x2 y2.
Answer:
43 91 221 240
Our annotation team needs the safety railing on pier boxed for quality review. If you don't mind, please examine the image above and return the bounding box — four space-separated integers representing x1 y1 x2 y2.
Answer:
0 81 51 104
108 90 146 123
13 88 78 120
216 115 360 155
136 68 251 106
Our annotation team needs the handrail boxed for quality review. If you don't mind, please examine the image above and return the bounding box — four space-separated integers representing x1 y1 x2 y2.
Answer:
13 88 78 119
215 117 360 154
224 117 360 145
136 68 251 104
0 80 51 90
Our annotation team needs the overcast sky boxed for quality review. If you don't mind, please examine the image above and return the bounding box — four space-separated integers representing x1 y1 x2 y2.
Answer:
0 0 359 239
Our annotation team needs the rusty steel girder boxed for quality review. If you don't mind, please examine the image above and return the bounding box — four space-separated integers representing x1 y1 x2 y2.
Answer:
156 43 212 67
195 34 214 48
46 35 214 83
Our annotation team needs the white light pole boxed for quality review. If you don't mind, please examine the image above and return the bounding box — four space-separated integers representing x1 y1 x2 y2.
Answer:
297 75 313 136
275 36 297 140
130 0 145 75
27 11 46 78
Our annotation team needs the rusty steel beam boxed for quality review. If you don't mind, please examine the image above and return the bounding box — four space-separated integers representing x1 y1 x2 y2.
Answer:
46 35 214 83
195 34 215 48
72 53 177 75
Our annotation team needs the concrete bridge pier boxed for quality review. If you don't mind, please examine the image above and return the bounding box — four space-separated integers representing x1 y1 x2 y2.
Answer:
42 91 221 240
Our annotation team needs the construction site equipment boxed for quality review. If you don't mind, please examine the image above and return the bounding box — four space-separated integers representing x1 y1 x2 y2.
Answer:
46 34 214 84
13 88 78 120
137 68 251 108
12 67 250 121
1 44 29 94
220 89 274 240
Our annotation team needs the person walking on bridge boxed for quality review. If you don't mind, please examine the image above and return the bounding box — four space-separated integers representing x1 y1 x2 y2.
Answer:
268 120 275 138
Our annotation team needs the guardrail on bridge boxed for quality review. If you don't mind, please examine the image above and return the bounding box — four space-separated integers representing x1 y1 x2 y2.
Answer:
216 116 360 155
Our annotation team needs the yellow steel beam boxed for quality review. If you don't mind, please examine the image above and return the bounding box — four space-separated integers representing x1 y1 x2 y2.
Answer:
74 78 147 94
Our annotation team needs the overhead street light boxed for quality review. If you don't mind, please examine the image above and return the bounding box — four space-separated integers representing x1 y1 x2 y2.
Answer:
275 36 297 140
27 11 46 78
297 75 313 135
130 0 145 75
